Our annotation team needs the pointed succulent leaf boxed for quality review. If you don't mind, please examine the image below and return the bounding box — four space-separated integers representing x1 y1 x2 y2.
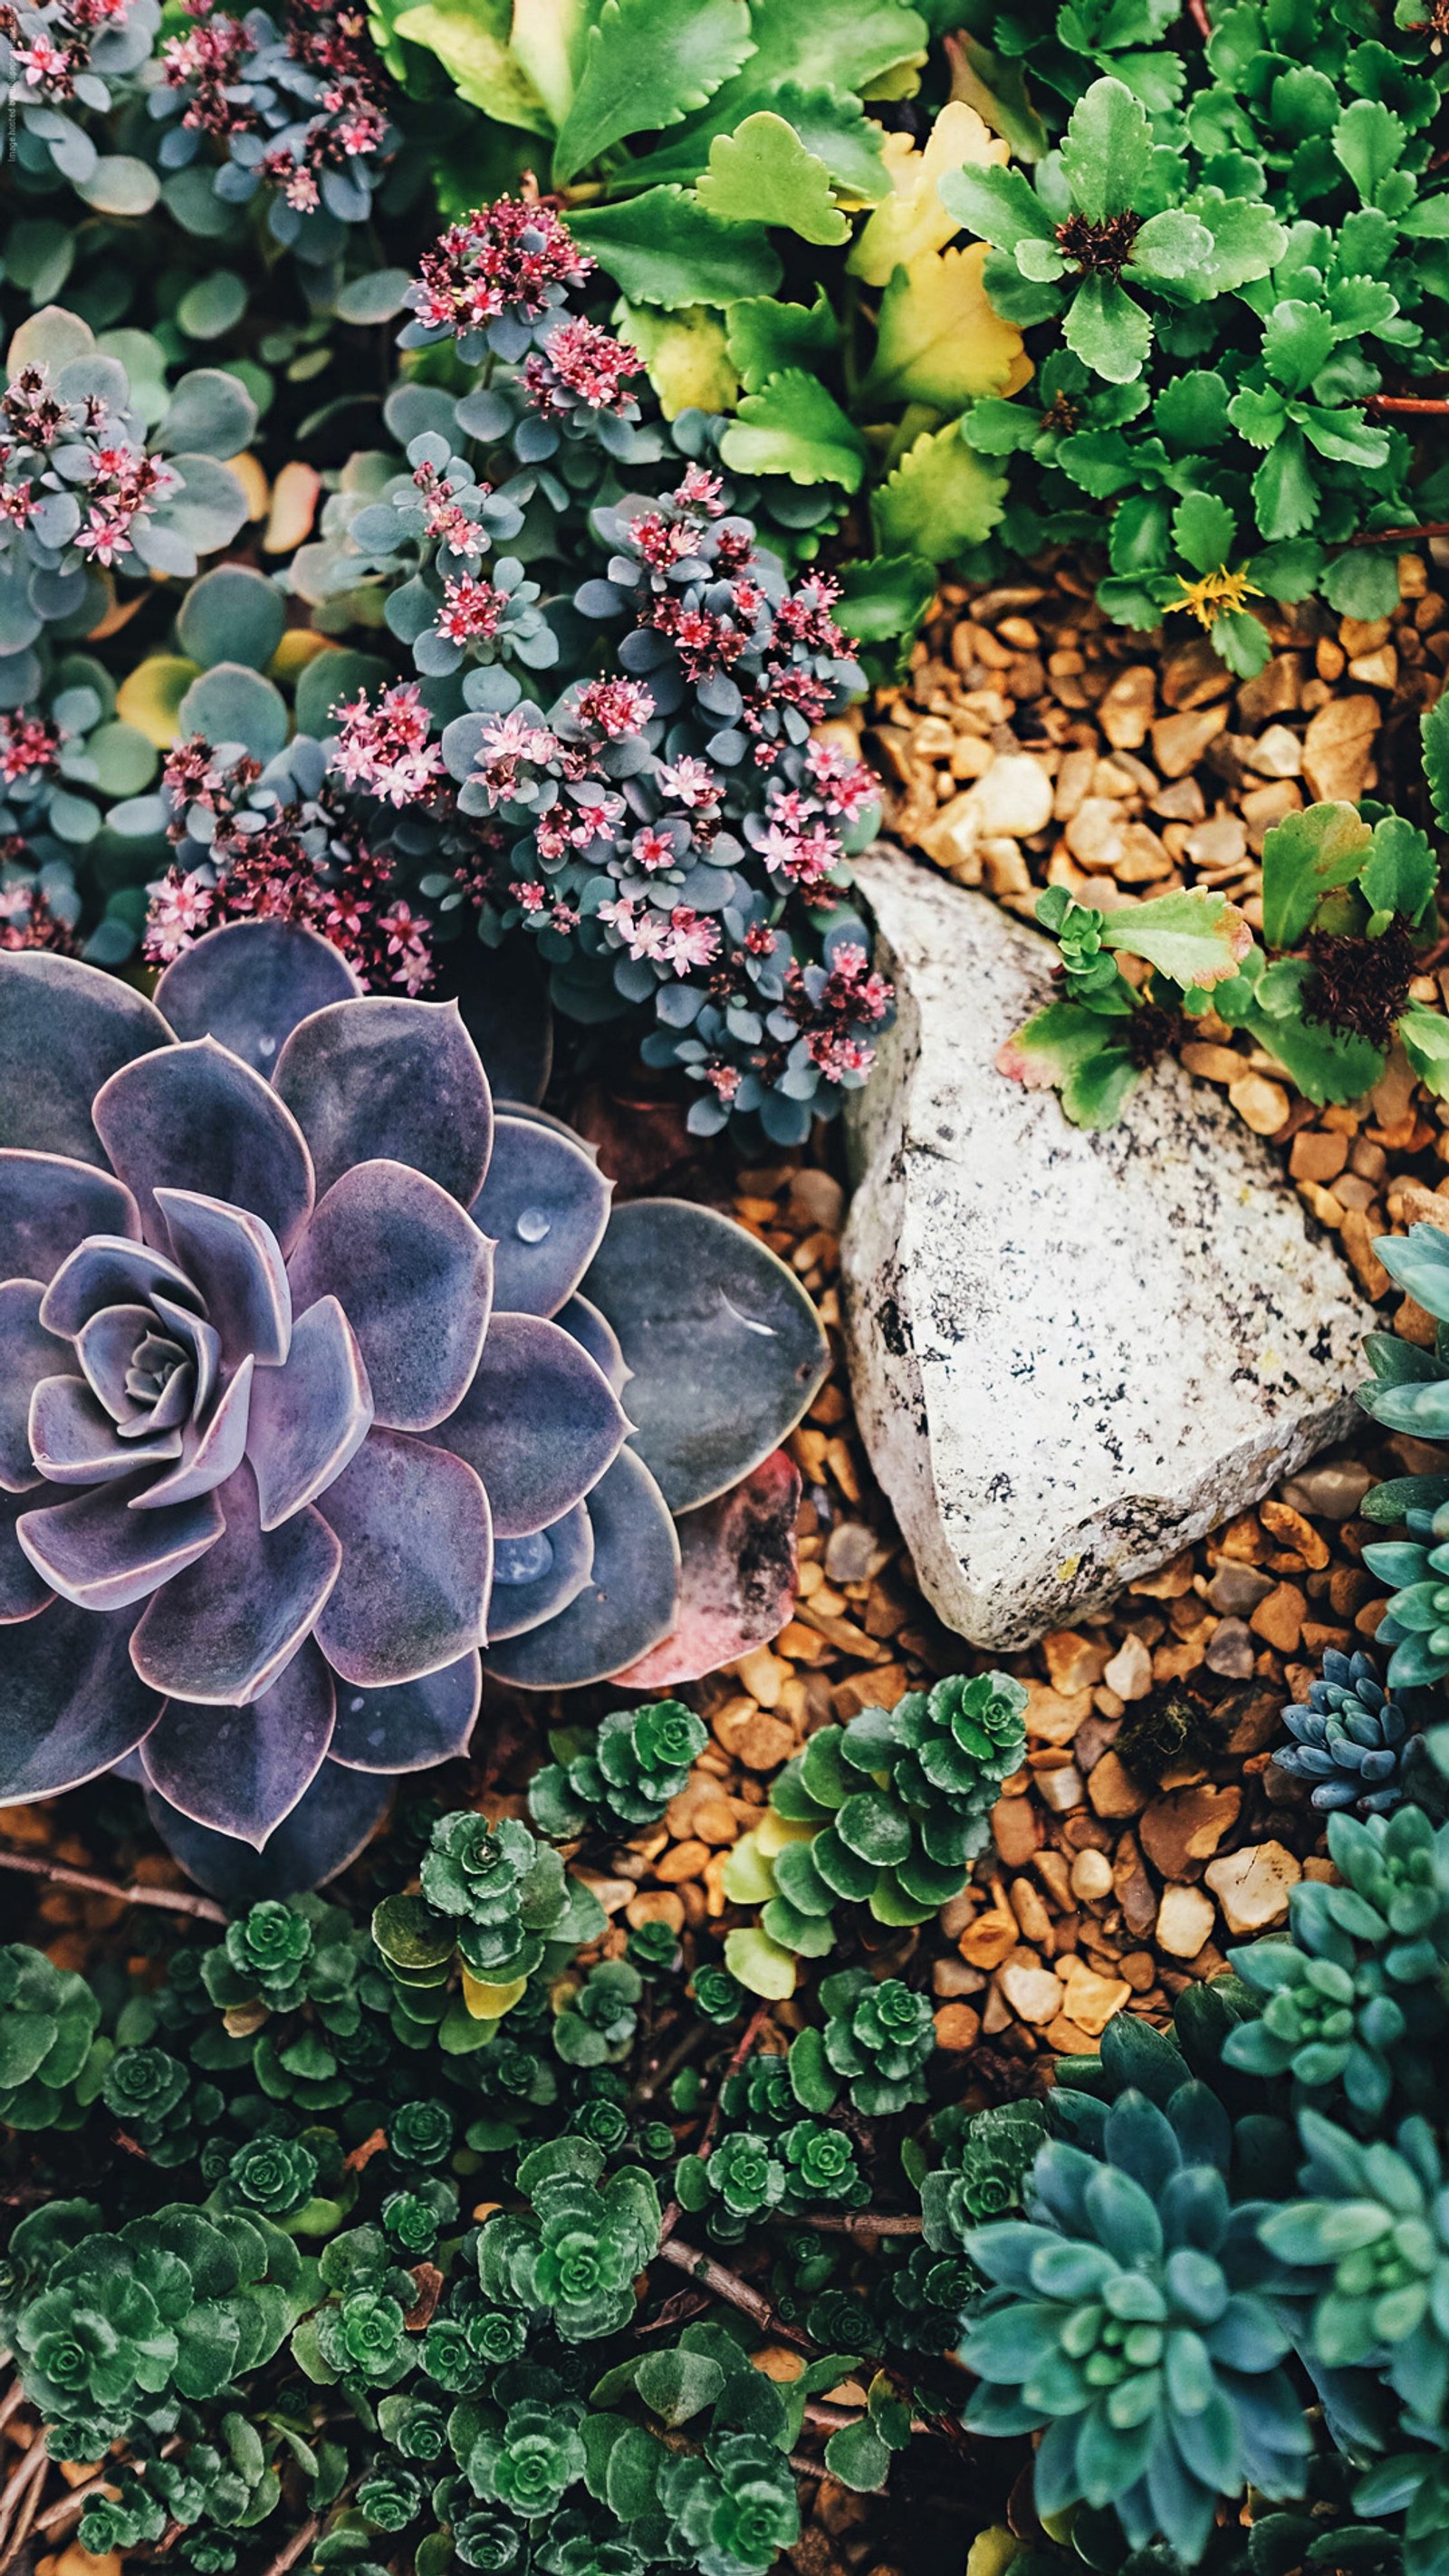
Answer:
155 923 362 1081
139 1642 336 1847
583 1199 827 1513
0 952 170 1168
273 997 494 1208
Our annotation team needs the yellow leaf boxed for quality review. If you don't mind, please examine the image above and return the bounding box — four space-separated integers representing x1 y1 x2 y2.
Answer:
848 99 1006 287
753 1806 819 1859
863 243 1031 410
721 1829 777 1907
616 300 738 419
116 653 201 748
461 1968 527 2021
391 0 551 126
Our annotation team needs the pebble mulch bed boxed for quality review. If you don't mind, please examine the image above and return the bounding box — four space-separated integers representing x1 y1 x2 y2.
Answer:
6 579 1449 2576
856 551 1449 1331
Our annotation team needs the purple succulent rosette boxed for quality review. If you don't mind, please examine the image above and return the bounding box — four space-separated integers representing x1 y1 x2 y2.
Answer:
0 916 827 1900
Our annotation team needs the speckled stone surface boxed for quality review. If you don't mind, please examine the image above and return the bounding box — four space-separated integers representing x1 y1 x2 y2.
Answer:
840 847 1377 1649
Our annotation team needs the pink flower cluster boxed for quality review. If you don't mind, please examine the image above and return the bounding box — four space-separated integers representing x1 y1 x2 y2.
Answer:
523 317 640 418
0 366 179 572
163 0 391 211
753 741 879 892
331 681 446 807
412 457 487 560
595 895 720 976
146 738 434 995
2 0 131 101
0 712 61 785
161 9 250 136
74 446 179 568
0 847 72 953
411 199 591 340
437 572 505 647
792 940 890 1081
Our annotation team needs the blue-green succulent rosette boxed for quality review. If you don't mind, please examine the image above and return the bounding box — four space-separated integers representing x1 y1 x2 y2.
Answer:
0 919 826 1898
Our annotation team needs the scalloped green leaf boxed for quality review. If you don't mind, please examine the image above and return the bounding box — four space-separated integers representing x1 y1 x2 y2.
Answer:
695 110 848 245
717 370 865 490
552 0 753 185
566 188 780 307
872 421 1006 562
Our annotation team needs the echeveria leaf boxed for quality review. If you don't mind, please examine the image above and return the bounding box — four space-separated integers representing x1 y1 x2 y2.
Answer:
274 995 494 1207
312 1428 491 1689
610 1447 801 1689
143 1761 389 1902
0 1599 155 1796
156 922 361 1081
482 1445 679 1688
582 1197 827 1513
139 1640 335 1845
0 951 170 1168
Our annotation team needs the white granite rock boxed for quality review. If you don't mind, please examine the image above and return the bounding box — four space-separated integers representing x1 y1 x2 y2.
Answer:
840 848 1377 1649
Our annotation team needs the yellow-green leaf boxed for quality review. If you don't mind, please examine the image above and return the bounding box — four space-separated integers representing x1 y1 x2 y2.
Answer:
721 1831 777 1907
849 98 1007 285
873 420 1006 562
724 1923 798 2000
863 243 1030 410
115 653 202 748
390 0 552 128
696 110 849 245
461 1968 528 2020
508 0 588 127
616 300 739 418
718 369 866 489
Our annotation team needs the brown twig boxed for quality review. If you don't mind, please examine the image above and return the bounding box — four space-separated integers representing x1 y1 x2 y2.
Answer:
656 2237 814 2350
1185 0 1210 32
1365 396 1449 416
34 2469 109 2535
1348 520 1449 548
799 2212 923 2235
0 1844 227 1924
657 2001 772 2246
0 2386 25 2437
255 2514 320 2576
0 2441 47 2564
0 2445 47 2574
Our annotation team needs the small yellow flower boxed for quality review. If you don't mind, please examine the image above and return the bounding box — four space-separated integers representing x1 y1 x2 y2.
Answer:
1169 562 1263 630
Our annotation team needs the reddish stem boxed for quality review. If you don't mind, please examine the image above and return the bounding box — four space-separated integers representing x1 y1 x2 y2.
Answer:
1347 522 1449 549
657 2000 772 2246
1366 396 1449 415
0 1844 226 1924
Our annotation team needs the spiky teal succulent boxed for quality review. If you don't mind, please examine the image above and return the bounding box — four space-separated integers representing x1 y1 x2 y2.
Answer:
962 2089 1313 2561
1275 1649 1421 1816
1223 1804 1449 2120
